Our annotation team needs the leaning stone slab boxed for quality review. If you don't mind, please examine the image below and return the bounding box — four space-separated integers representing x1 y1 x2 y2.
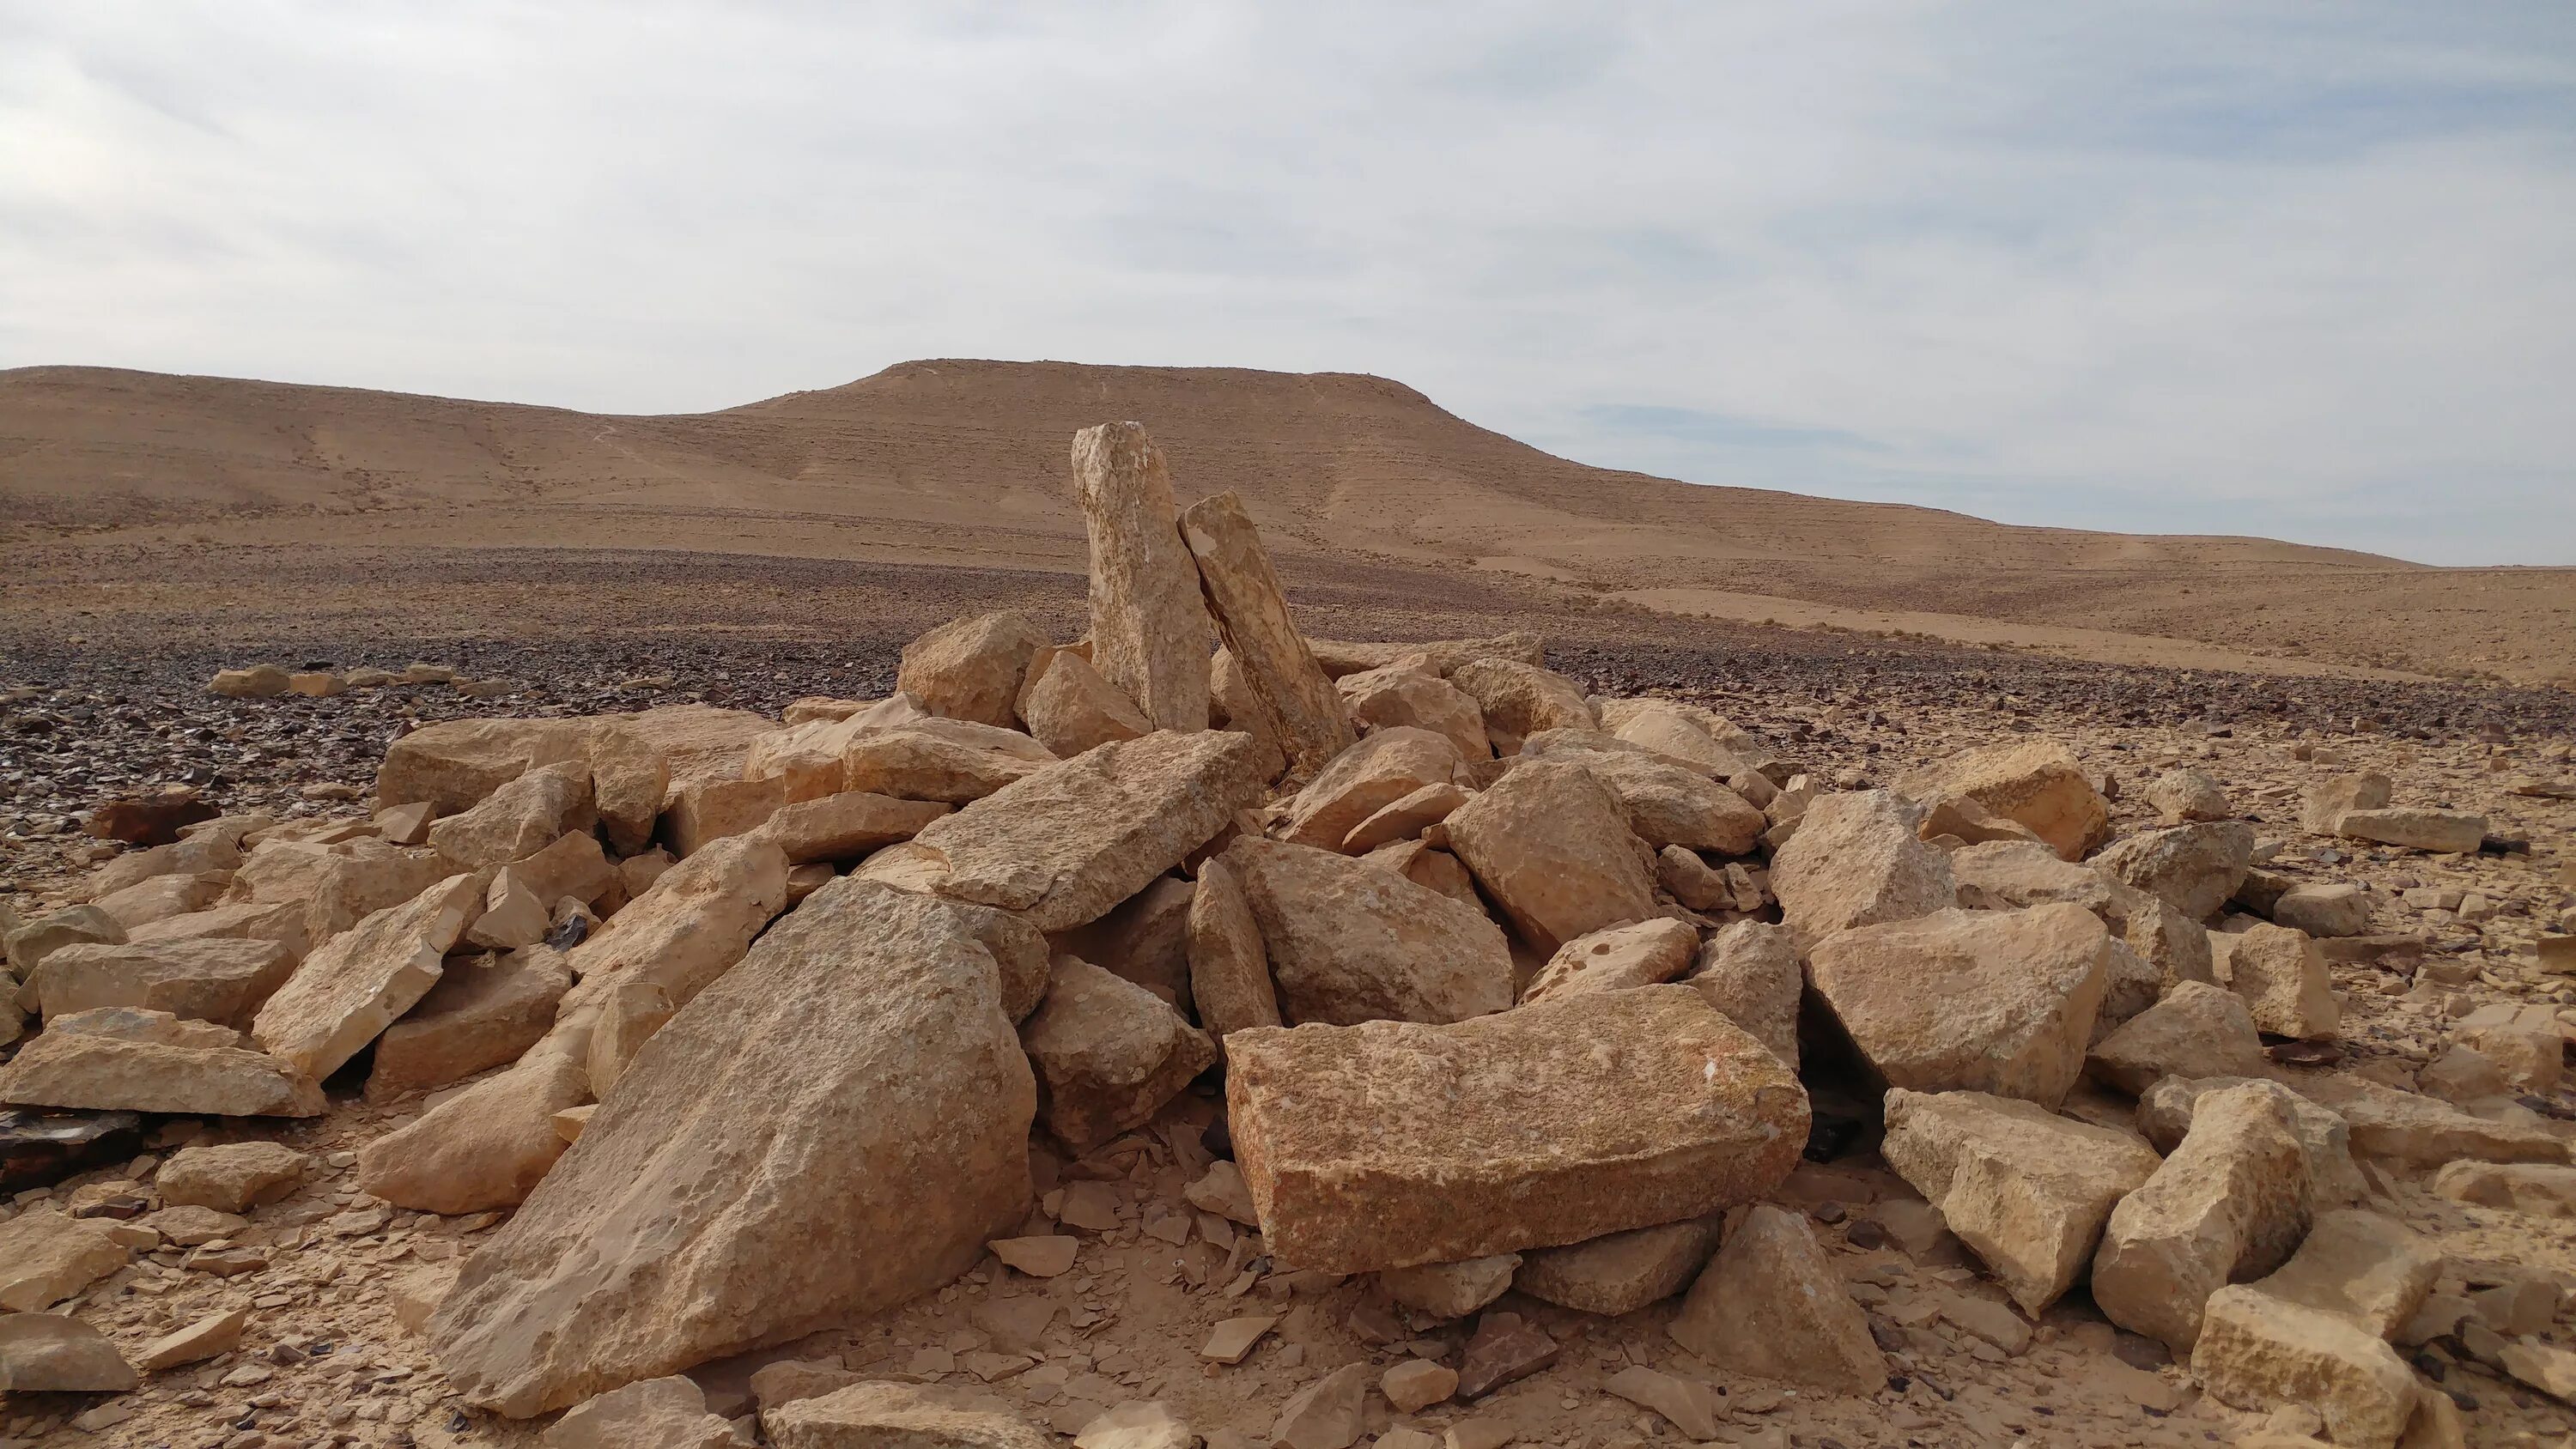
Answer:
1281 727 1465 852
2289 1075 2566 1169
1072 422 1212 732
2211 924 2340 1040
1520 918 1698 1005
365 945 572 1102
2135 1076 2369 1208
563 834 787 1007
755 791 952 865
1880 1088 2163 1315
428 879 1036 1416
2249 1209 2439 1339
1681 920 1801 1070
376 717 595 814
2093 1082 2313 1354
0 1208 131 1311
841 722 1055 805
2091 822 2255 924
1807 904 2109 1109
906 731 1268 934
1443 759 1656 955
427 761 595 870
2085 980 2270 1095
358 1022 591 1215
252 872 482 1081
1225 838 1513 1027
1184 855 1281 1048
1225 984 1806 1272
1181 488 1356 780
1018 649 1153 760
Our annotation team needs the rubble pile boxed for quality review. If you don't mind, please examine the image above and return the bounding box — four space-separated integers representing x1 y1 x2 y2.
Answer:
2 422 2574 1449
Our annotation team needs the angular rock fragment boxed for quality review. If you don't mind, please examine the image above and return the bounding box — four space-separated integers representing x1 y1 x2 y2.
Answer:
33 938 295 1028
1072 423 1212 732
428 761 594 869
155 1140 311 1212
899 609 1053 729
546 1374 743 1449
126 900 309 960
2300 773 2392 835
358 1023 591 1214
0 1208 131 1311
0 1018 325 1117
2091 822 2256 923
2336 808 2485 855
665 776 787 858
1052 875 1195 1003
1603 1366 1722 1440
1273 1362 1371 1448
1447 658 1595 755
907 731 1268 933
586 718 671 857
376 718 594 813
1668 1205 1883 1394
2191 1287 2417 1449
1226 985 1805 1272
366 945 572 1102
1455 1312 1559 1399
2274 883 2371 938
1018 649 1153 760
1807 905 2109 1109
1337 663 1489 761
843 722 1055 805
1511 1216 1720 1315
133 1307 247 1371
1225 839 1512 1027
2145 767 2232 824
2288 1075 2566 1169
0 1311 138 1392
6 905 128 979
429 880 1036 1416
564 834 788 1007
1769 790 1954 943
2134 1076 2368 1208
93 870 229 930
1283 728 1465 852
1379 1359 1459 1413
1518 918 1698 1005
252 872 482 1081
756 791 952 866
1181 489 1356 779
1184 856 1280 1046
2085 980 2270 1095
1520 731 1765 854
1880 1088 2162 1314
1340 782 1469 855
1896 738 2111 861
2093 1082 2314 1353
1021 957 1216 1153
2210 924 2340 1040
1380 1253 1520 1319
2431 1161 2576 1216
2250 1209 2439 1339
1443 760 1654 955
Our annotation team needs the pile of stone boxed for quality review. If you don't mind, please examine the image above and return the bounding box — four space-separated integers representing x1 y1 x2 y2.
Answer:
205 661 524 701
1 422 2566 1448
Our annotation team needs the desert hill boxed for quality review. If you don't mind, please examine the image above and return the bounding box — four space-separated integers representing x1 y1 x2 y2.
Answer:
3 359 2570 683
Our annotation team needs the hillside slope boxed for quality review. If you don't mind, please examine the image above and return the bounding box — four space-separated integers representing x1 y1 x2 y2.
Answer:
3 360 2568 682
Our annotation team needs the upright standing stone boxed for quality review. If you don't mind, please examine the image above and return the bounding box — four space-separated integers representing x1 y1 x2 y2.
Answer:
1071 423 1211 732
1186 856 1282 1047
1179 490 1354 780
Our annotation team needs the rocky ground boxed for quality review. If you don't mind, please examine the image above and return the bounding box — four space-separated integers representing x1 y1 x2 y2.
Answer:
6 503 2576 1449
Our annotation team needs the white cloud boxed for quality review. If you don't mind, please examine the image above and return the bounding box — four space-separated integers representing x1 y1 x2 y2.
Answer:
3 2 2571 562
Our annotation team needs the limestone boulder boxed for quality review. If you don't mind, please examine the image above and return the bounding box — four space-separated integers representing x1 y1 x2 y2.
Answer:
1309 632 1546 677
2337 808 2486 855
1378 1254 1521 1319
586 718 671 857
1601 700 1765 782
2434 1161 2576 1216
1282 727 1466 852
1443 760 1655 955
1181 489 1357 779
82 832 240 901
2301 773 2392 835
767 1381 1048 1449
358 1022 591 1214
2146 767 2233 823
2192 1287 2418 1449
1336 663 1489 761
155 1140 312 1212
0 1018 323 1116
1681 920 1801 1069
899 609 1053 729
366 945 572 1102
428 880 1036 1416
94 870 230 930
2211 924 2340 1040
2085 980 2270 1094
2274 883 2371 938
1340 782 1469 855
1052 875 1194 1003
1949 840 2123 916
1448 658 1595 755
564 834 788 1008
1769 791 1954 943
1896 737 2111 861
1519 731 1765 854
2250 1209 2439 1339
0 1311 138 1392
2093 1082 2314 1353
1513 1217 1721 1316
2136 1076 2369 1208
252 872 481 1081
1363 839 1480 904
1656 845 1731 911
906 730 1269 933
2287 1075 2565 1170
1519 918 1698 1005
0 1209 131 1311
2090 822 2256 923
6 905 127 979
754 791 951 866
1183 855 1280 1047
1880 1088 2163 1315
428 761 595 870
1667 1204 1883 1395
1226 838 1513 1027
842 722 1055 805
544 1374 742 1449
1225 985 1806 1272
1807 905 2110 1109
1021 957 1216 1153
1072 422 1212 732
127 900 310 960
33 938 294 1028
377 717 595 815
1018 649 1152 759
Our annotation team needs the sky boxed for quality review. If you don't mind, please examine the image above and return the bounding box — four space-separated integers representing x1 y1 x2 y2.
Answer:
3 3 2573 565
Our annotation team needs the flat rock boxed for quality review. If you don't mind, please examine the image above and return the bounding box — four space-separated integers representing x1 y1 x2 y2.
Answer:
1447 658 1595 755
2091 822 2255 924
134 1307 248 1371
155 1140 311 1212
2336 807 2486 855
2274 883 2371 938
1680 920 1801 1069
1378 1253 1520 1319
0 1208 130 1311
357 1022 590 1214
0 1022 325 1117
428 761 595 869
1510 1216 1720 1315
1226 984 1805 1272
842 723 1055 805
1518 731 1765 854
1273 1362 1371 1449
899 609 1052 730
429 879 1036 1416
0 1310 138 1392
2300 773 2392 835
2135 1076 2369 1208
1283 728 1465 852
1897 737 2111 861
1021 957 1215 1153
565 834 789 1008
1337 664 1489 761
2290 1074 2565 1169
1807 905 2109 1109
2211 925 2340 1040
1668 1204 1883 1395
33 937 295 1028
1443 760 1655 955
1602 1365 1722 1440
1018 649 1153 760
1340 781 1469 855
545 1374 741 1449
252 872 482 1080
2093 1082 2313 1354
2191 1287 2417 1449
2085 980 2271 1095
1455 1312 1559 1399
376 717 597 814
1519 918 1698 1005
1880 1088 2163 1315
2432 1161 2576 1216
755 791 952 866
2249 1209 2439 1338
1073 423 1212 732
1770 790 1955 943
1224 838 1513 1027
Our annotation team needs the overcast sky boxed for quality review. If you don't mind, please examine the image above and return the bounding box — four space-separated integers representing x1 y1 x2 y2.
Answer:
5 3 2573 565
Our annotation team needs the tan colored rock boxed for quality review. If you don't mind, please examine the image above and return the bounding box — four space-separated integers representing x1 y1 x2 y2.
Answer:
744 718 864 803
900 609 1053 729
768 1380 1048 1449
1448 658 1595 755
586 718 671 856
1364 838 1481 905
2285 1075 2565 1169
33 937 293 1028
234 837 453 949
665 775 787 857
2136 1076 2368 1208
7 905 127 979
1668 1204 1883 1394
1519 918 1698 1005
1512 1217 1720 1315
0 1016 325 1116
1180 489 1356 779
1520 731 1765 854
2431 1161 2576 1216
428 880 1037 1416
0 1310 138 1392
133 1307 248 1371
1807 905 2109 1109
2092 821 2256 923
82 832 241 901
749 1358 863 1411
428 761 594 869
1340 781 1469 855
466 868 550 951
1949 839 2125 916
1273 1363 1371 1449
544 1374 742 1449
617 703 778 796
2211 924 2340 1040
2145 767 2233 823
1337 663 1489 761
584 973 678 1100
94 870 230 930
1443 760 1654 955
2093 1082 2314 1353
565 834 788 1007
1678 921 1800 1069
1225 838 1512 1026
843 721 1055 806
907 730 1269 933
2498 1339 2576 1408
1075 1399 1196 1449
358 1023 591 1214
1880 1088 2163 1314
2192 1286 2417 1449
378 717 596 815
2339 808 2485 855
1602 1366 1722 1440
1770 790 1954 943
1655 845 1730 912
366 945 572 1101
1283 728 1465 852
210 664 290 698
1052 875 1195 1003
2275 882 2371 937
125 900 309 960
1184 855 1280 1046
1379 1253 1520 1319
1309 632 1545 677
509 831 622 912
1018 649 1153 759
251 872 480 1080
754 790 951 866
2251 1209 2439 1338
155 1140 311 1212
1226 984 1805 1271
1897 738 2111 861
1601 700 1765 783
2301 773 2393 835
0 1208 131 1311
2085 980 2269 1094
1380 1359 1459 1414
1072 423 1212 732
1022 957 1216 1152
